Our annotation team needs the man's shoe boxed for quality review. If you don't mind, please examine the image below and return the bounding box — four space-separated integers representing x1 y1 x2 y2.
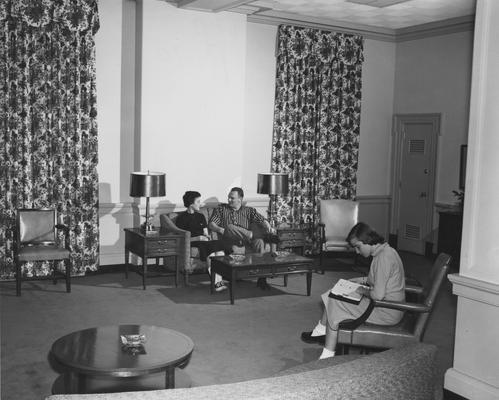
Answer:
264 233 280 244
215 282 227 292
301 331 326 345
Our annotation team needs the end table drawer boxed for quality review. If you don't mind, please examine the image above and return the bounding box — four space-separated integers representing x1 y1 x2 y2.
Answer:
237 268 271 278
148 238 179 253
279 232 305 241
273 265 303 274
147 238 178 250
279 239 305 248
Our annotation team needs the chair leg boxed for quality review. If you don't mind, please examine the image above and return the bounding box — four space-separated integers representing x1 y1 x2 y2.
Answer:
16 262 21 297
53 263 57 285
65 259 71 293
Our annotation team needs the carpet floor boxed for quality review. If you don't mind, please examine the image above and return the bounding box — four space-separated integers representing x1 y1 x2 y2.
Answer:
0 252 456 400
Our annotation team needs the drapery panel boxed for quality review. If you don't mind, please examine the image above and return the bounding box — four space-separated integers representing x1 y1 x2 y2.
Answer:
271 25 363 249
0 0 100 278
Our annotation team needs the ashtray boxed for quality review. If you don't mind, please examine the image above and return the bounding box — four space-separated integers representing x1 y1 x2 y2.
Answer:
229 254 246 262
120 334 146 348
121 344 146 356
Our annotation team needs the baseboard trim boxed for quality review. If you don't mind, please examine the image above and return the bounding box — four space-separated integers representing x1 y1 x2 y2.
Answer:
445 368 499 400
443 388 469 400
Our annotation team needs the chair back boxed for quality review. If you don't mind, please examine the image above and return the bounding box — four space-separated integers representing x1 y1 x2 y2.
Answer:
17 209 56 245
413 253 451 339
319 199 359 241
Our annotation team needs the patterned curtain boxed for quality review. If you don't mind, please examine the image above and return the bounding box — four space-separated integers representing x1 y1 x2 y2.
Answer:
0 0 100 278
271 25 364 248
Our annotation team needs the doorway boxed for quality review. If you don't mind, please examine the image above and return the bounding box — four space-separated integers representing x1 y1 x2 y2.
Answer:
391 114 440 254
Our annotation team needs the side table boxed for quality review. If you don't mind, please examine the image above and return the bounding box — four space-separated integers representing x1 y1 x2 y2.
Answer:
277 225 309 255
124 228 184 289
51 325 194 394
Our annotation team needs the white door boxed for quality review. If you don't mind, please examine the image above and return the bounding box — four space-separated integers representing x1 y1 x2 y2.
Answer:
392 114 440 254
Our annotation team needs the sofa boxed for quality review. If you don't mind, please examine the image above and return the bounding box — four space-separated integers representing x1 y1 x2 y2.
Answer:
160 203 270 285
46 343 439 400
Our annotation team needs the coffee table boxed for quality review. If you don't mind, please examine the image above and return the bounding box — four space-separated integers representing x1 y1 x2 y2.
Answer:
210 253 314 304
50 325 194 394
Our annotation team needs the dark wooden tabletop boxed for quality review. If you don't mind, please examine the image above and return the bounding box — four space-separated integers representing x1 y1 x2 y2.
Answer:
210 252 313 267
51 325 194 377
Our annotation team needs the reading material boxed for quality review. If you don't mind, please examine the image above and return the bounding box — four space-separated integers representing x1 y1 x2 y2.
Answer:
328 279 368 305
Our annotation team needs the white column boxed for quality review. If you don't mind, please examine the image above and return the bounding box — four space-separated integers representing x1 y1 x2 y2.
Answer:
444 1 499 398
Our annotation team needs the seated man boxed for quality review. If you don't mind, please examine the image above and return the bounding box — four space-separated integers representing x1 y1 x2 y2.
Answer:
208 187 276 290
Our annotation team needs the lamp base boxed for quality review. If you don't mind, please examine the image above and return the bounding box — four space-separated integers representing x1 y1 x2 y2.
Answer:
141 222 158 236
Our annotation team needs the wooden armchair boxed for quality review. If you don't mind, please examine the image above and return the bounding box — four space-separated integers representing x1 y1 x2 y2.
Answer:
337 253 451 353
15 209 71 296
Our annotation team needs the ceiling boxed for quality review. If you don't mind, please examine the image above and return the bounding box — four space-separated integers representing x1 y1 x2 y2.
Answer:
169 0 476 31
250 0 476 29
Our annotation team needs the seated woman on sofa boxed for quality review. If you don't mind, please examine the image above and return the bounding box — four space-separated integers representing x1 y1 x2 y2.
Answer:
301 222 405 359
176 191 227 292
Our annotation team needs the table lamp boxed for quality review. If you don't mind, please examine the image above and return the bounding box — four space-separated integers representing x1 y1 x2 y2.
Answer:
257 172 289 228
130 171 166 234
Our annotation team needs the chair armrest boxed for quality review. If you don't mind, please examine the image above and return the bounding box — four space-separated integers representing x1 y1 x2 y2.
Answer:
159 214 188 235
405 284 424 295
318 223 325 247
55 224 70 250
373 299 430 313
55 224 70 235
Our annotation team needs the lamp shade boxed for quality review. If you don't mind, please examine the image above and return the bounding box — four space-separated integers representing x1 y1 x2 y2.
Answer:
130 172 166 198
257 173 289 195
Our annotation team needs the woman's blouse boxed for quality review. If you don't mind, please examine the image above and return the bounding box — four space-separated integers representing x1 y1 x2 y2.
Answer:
175 211 207 237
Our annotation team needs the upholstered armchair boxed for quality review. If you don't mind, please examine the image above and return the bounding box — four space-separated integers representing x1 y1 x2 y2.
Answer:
15 209 71 296
318 199 359 267
337 253 451 354
160 205 219 285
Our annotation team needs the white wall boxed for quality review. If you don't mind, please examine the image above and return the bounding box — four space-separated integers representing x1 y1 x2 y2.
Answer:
241 22 278 199
357 39 396 196
445 4 499 398
393 31 474 205
95 0 123 204
140 1 247 205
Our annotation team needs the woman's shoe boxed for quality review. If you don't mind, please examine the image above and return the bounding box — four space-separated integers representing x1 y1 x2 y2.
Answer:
215 282 227 292
301 331 326 345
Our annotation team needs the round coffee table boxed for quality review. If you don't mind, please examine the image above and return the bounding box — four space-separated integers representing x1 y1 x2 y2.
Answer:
51 325 194 394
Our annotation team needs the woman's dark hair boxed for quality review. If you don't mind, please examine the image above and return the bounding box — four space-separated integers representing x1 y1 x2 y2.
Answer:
346 222 385 245
183 191 201 208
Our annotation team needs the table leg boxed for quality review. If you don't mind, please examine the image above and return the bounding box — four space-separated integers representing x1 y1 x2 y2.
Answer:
175 255 179 288
165 367 175 388
210 266 215 294
306 270 312 296
142 257 147 290
230 271 235 305
125 250 129 279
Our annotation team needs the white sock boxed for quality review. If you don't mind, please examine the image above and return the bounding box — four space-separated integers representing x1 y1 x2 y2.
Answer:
311 321 326 337
319 348 336 360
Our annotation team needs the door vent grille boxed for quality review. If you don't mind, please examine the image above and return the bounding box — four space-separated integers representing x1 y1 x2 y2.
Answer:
405 224 420 240
409 139 425 154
